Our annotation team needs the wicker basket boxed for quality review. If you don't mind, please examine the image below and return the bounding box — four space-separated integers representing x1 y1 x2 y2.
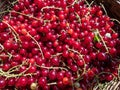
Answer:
87 0 120 40
88 0 120 21
0 0 16 21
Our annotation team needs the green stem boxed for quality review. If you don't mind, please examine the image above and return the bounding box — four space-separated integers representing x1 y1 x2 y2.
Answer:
97 29 109 53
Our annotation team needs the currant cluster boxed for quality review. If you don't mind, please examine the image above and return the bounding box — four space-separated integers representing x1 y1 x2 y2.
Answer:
0 0 120 90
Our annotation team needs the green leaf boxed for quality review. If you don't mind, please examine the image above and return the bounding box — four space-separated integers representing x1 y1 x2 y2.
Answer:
94 33 100 42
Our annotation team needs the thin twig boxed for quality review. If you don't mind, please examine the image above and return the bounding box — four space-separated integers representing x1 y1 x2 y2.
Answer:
89 0 95 6
111 18 120 24
67 48 86 80
47 82 57 86
41 6 62 12
13 11 41 21
98 72 116 79
75 12 81 24
85 0 90 7
27 33 44 59
7 52 13 60
0 10 9 15
67 0 78 7
96 29 109 53
2 21 21 43
0 44 4 53
51 53 62 57
36 64 68 71
100 3 108 16
0 64 32 79
8 61 26 72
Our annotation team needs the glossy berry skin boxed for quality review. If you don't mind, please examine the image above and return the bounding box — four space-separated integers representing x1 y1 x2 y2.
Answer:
44 51 51 59
0 0 120 90
106 74 113 81
41 69 49 77
27 77 35 85
27 66 36 73
62 77 70 85
3 41 12 50
0 77 6 89
2 63 10 71
97 52 107 61
87 70 95 78
70 64 78 72
15 77 28 87
77 60 84 67
51 57 59 66
48 70 57 80
8 78 15 86
38 77 47 87
57 71 64 80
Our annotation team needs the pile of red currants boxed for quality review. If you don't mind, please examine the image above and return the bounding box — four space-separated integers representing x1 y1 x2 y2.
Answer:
0 0 120 90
